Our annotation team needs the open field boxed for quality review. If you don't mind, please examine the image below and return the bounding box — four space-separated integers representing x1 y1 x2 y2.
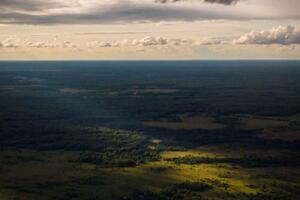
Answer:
237 116 290 131
260 129 300 141
59 88 94 94
143 115 226 130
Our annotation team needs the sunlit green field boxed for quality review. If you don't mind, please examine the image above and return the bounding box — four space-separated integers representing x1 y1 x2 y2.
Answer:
1 144 300 200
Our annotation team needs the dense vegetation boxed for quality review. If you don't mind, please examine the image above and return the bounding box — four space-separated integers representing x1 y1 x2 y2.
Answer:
0 61 300 200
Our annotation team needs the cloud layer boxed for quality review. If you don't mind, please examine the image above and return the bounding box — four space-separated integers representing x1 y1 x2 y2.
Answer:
234 25 300 45
0 37 78 48
0 0 300 24
203 0 239 5
1 25 299 50
156 0 239 5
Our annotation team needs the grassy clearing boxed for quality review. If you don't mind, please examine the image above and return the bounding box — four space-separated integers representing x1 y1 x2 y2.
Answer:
106 88 178 96
118 153 259 199
290 113 300 121
275 113 300 122
143 116 226 131
260 129 300 141
237 116 289 131
235 114 300 141
59 88 94 94
131 89 178 94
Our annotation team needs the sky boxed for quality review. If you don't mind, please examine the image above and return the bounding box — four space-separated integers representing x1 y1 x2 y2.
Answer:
0 0 300 60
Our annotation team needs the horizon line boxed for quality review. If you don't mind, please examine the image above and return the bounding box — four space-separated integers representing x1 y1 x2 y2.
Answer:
1 59 300 62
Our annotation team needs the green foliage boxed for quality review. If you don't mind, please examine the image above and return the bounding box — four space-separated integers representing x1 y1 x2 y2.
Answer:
1 61 300 200
122 182 212 200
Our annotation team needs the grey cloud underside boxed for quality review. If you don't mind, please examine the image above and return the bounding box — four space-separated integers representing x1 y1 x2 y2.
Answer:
74 31 152 35
204 0 239 5
156 0 239 5
0 0 69 11
0 6 297 24
0 8 243 24
0 0 300 24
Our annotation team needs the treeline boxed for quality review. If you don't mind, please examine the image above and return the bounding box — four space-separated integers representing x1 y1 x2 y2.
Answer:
70 127 161 167
121 182 212 200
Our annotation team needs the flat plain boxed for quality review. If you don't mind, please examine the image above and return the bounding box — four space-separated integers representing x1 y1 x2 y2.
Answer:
0 61 300 200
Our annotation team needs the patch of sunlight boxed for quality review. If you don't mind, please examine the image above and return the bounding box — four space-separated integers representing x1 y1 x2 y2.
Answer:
160 150 220 160
116 150 258 196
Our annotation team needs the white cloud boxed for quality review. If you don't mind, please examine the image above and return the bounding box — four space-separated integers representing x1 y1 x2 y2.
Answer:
169 38 194 46
0 37 78 48
87 40 123 48
133 36 168 46
233 25 300 45
2 26 300 51
132 36 196 46
87 36 192 48
0 38 19 48
197 37 230 45
61 41 78 48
